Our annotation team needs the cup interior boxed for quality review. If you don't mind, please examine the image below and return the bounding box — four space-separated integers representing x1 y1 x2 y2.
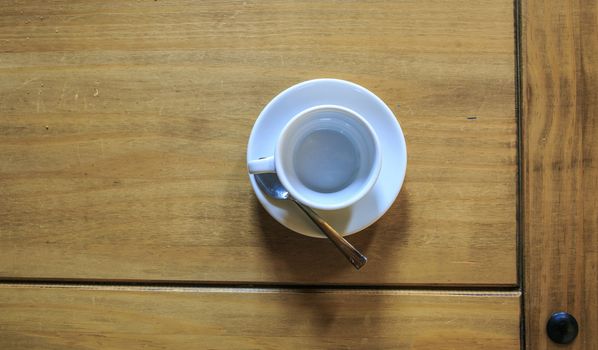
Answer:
277 105 380 210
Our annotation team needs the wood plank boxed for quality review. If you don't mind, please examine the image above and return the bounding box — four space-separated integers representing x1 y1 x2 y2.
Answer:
0 284 521 349
0 0 517 285
521 0 598 348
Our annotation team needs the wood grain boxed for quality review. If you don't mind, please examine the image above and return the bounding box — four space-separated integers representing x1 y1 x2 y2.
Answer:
521 0 598 348
0 284 521 349
0 0 517 285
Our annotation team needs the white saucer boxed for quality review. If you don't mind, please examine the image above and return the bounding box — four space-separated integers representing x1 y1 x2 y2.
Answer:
247 79 407 238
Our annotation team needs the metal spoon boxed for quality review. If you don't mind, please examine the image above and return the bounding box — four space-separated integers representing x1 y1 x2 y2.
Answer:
254 173 367 270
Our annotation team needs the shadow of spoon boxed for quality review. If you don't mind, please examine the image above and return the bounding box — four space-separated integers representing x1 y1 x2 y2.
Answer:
254 172 367 270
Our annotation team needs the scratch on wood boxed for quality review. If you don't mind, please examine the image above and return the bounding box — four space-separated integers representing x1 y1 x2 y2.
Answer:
15 78 37 91
59 81 67 107
230 10 241 20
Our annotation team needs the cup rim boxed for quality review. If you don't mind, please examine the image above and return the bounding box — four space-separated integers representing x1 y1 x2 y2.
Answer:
275 104 382 210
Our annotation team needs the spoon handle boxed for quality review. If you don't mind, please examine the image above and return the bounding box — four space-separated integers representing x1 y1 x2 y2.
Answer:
291 199 367 270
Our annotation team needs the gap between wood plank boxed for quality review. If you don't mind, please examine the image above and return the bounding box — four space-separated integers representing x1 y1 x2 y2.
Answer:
0 281 521 297
0 278 520 293
514 0 525 349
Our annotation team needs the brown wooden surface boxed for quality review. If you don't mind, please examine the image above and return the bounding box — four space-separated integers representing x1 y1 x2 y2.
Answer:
0 0 517 285
0 284 521 349
521 0 598 348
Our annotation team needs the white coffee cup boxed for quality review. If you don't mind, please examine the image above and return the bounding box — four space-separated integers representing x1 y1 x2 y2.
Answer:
248 105 381 210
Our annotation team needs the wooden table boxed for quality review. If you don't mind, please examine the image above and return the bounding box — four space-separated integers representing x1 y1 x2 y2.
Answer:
1 1 595 349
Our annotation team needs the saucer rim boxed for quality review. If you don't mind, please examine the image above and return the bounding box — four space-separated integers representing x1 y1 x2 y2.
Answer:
247 78 407 238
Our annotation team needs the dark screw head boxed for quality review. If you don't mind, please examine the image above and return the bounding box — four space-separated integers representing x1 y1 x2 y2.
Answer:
546 311 579 344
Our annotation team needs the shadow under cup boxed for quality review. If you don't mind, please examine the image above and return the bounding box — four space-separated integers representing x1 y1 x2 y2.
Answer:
277 105 381 210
